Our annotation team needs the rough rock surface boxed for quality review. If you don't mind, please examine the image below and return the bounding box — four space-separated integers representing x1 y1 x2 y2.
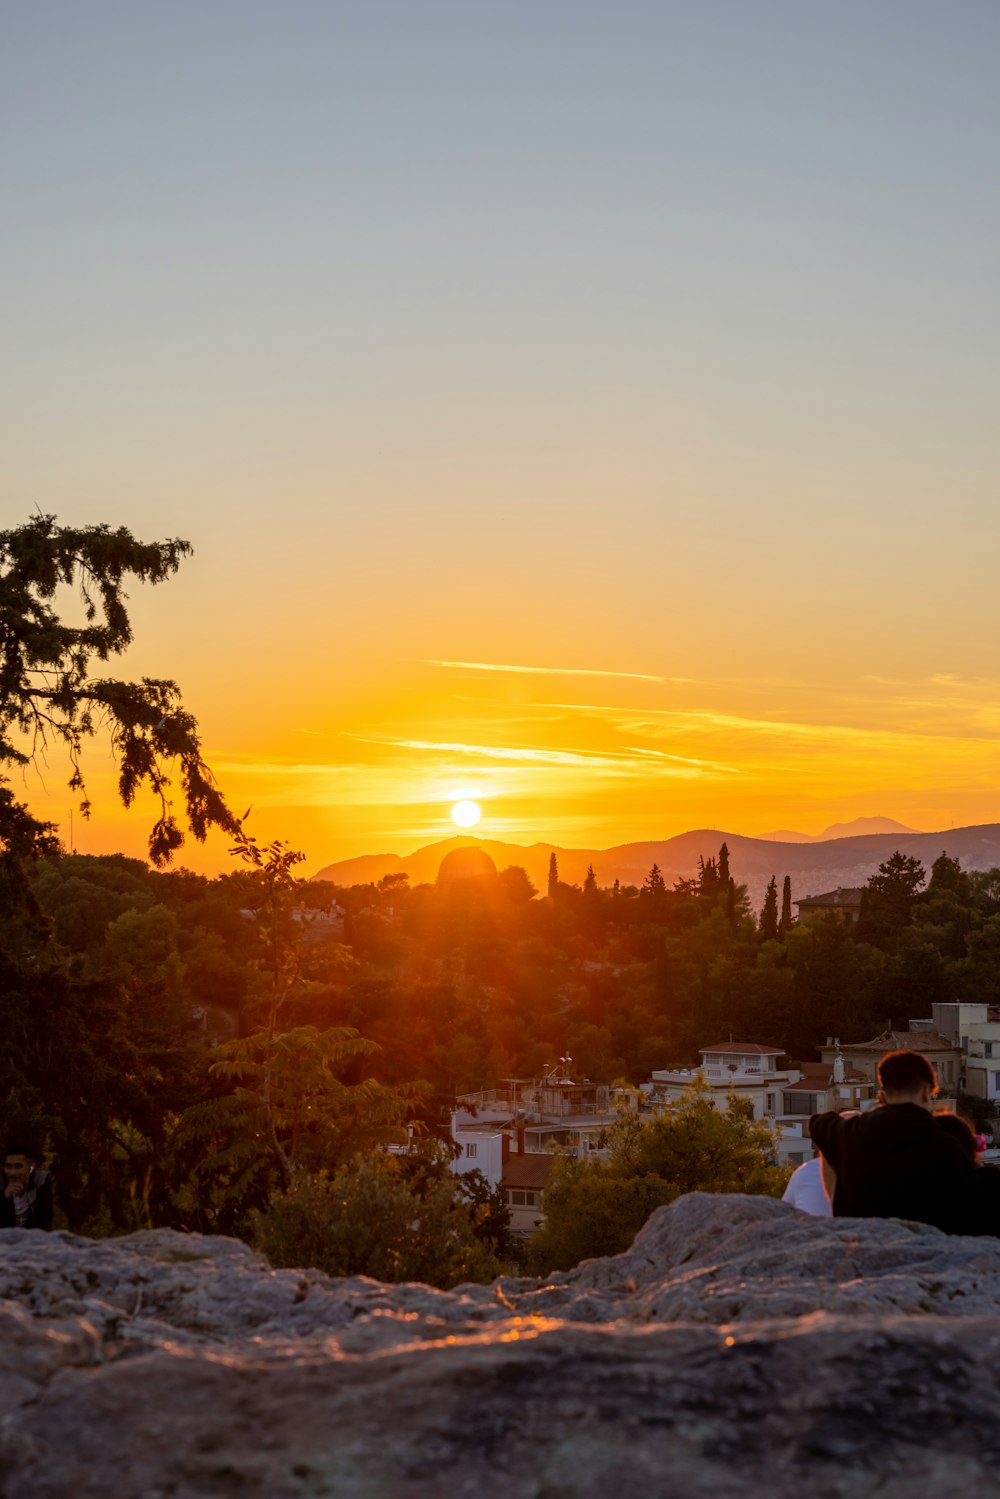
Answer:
3 1194 1000 1497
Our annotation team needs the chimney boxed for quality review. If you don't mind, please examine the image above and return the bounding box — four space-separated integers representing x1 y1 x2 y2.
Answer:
517 1125 525 1155
502 1134 510 1164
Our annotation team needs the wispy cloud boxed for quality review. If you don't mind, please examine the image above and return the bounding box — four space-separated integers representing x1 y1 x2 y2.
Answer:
625 746 744 775
352 735 725 778
426 659 667 683
544 701 1000 747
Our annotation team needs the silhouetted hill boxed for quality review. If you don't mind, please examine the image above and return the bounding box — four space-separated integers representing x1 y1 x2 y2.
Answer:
821 816 920 840
758 816 920 844
312 836 602 893
313 822 1000 910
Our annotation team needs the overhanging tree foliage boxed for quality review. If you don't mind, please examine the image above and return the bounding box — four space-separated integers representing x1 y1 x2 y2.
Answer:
1 513 237 872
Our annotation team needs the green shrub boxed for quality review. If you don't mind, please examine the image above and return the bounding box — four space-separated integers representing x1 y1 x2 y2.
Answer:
253 1154 505 1289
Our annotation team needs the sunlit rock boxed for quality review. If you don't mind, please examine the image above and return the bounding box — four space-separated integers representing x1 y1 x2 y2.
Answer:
3 1194 1000 1496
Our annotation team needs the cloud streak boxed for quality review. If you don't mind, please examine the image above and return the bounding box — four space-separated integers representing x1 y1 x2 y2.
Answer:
426 659 666 683
542 701 1000 748
352 735 729 778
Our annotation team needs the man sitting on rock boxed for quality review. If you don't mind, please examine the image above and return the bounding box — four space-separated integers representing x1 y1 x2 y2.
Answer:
809 1049 976 1235
1 1144 53 1231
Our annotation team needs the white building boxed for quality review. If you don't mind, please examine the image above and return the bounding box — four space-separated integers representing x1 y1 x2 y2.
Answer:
449 1113 506 1188
449 1109 556 1237
930 1003 1000 1105
650 1041 874 1168
456 1074 618 1159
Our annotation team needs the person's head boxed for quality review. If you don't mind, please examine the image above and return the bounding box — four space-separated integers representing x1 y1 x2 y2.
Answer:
876 1049 938 1109
3 1146 35 1188
935 1111 978 1163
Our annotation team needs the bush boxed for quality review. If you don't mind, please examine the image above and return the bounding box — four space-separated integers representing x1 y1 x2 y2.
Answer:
527 1081 790 1274
253 1153 506 1289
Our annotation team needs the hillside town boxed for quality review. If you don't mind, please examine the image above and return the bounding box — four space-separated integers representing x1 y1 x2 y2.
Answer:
449 1000 1000 1239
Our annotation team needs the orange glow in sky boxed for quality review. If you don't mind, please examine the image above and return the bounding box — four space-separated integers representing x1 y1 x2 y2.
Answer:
6 7 1000 874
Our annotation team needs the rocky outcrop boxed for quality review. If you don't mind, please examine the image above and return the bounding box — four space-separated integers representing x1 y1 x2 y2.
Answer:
3 1193 1000 1497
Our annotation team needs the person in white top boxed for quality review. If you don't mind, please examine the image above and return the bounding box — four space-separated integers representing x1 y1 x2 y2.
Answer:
782 1154 832 1217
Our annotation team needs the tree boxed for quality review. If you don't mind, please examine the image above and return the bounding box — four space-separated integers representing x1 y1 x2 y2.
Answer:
759 876 778 942
583 864 598 897
779 875 793 939
174 829 419 1229
858 852 926 945
547 852 559 897
498 864 537 904
927 852 971 902
252 1153 507 1288
697 855 719 902
717 842 731 887
0 514 236 873
528 1080 785 1272
642 863 666 899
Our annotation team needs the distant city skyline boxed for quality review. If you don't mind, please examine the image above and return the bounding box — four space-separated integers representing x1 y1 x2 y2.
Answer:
5 4 999 874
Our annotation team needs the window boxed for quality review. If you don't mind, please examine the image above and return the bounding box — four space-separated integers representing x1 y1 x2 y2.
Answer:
465 1143 477 1158
986 1042 994 1060
510 1190 526 1206
766 1093 776 1114
783 1093 820 1116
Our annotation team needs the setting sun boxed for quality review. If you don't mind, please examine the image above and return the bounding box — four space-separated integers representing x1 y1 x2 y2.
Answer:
451 799 482 830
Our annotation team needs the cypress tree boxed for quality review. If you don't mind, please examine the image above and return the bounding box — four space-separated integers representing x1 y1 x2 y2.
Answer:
759 876 779 941
778 875 793 939
548 852 559 897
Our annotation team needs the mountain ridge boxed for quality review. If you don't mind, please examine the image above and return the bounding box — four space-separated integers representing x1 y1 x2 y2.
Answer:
758 816 919 844
313 820 1000 908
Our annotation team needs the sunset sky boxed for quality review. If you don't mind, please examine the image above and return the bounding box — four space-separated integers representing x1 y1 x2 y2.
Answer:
4 3 1000 874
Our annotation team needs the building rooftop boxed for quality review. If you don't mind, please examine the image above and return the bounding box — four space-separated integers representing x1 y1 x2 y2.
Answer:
699 1043 786 1056
795 887 864 909
524 1113 616 1130
790 1062 868 1088
841 1029 957 1054
502 1154 555 1191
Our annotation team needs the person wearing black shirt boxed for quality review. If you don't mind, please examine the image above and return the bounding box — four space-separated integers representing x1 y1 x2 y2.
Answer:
809 1050 976 1236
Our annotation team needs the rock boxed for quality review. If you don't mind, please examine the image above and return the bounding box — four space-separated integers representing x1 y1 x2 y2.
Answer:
3 1196 1000 1496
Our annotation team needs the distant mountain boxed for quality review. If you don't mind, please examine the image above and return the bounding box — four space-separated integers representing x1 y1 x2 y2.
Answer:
759 829 820 844
819 816 920 840
758 816 921 844
313 837 602 893
313 821 1000 912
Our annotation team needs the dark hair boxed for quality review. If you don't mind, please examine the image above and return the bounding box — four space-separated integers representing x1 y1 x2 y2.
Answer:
877 1049 937 1095
935 1112 977 1163
3 1144 35 1162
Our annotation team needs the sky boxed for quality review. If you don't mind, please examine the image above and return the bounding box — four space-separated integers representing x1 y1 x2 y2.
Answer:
3 2 999 875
